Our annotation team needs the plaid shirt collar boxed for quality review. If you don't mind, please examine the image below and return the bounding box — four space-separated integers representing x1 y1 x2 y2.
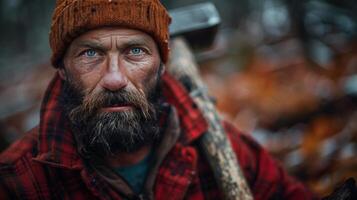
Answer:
33 72 208 169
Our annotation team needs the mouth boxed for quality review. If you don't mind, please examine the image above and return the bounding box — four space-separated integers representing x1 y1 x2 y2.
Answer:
101 102 134 112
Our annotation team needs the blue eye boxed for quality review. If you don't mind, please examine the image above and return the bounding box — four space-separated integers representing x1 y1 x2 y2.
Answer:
130 47 144 55
84 49 97 57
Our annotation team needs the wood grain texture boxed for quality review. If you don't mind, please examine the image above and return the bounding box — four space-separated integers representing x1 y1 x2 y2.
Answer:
167 37 253 200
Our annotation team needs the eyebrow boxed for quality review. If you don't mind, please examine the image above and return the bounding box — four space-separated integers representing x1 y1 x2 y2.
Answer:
73 36 155 52
116 37 153 50
74 41 107 51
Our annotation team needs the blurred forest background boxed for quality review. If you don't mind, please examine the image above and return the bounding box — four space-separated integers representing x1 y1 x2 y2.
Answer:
0 0 356 197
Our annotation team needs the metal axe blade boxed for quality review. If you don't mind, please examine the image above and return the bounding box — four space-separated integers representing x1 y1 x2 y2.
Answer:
169 2 221 50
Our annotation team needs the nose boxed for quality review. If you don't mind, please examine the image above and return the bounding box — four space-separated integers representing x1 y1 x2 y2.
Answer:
101 55 128 92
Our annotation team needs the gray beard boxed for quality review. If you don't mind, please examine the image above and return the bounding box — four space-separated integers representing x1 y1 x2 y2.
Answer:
60 77 162 158
75 108 160 157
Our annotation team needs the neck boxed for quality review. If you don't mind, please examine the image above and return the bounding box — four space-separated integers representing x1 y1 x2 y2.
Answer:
105 145 152 168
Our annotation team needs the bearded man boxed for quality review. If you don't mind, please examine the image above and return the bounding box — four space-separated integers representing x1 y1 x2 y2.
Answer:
0 0 316 199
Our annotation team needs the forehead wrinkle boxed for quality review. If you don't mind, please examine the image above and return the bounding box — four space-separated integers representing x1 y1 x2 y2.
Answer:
110 35 114 50
72 34 112 51
114 37 153 49
74 40 106 50
72 29 157 53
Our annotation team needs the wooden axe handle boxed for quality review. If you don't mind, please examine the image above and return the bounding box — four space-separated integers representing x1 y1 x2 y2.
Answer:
167 37 253 200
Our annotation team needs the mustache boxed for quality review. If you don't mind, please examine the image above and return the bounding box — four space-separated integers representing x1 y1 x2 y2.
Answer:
69 87 154 122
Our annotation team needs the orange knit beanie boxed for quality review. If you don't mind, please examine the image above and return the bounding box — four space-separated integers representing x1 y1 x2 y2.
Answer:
49 0 171 68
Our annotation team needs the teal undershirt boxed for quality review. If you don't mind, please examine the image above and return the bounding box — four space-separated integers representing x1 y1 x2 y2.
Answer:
114 151 154 194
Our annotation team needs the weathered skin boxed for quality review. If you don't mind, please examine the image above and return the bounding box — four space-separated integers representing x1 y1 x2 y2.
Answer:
60 27 163 167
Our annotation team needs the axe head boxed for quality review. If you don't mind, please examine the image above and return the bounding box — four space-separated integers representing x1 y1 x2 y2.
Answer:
169 2 221 50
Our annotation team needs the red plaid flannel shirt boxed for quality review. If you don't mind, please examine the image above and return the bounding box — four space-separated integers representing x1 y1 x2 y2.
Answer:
0 72 316 200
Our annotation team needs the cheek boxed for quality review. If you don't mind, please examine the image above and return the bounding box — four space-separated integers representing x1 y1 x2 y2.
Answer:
67 67 103 94
69 57 104 75
127 62 160 91
81 72 103 92
63 49 106 94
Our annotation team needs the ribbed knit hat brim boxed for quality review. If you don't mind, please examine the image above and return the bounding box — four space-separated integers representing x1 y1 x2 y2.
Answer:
50 0 171 68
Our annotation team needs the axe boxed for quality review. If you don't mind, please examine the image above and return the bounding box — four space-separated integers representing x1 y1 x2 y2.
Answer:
168 3 253 200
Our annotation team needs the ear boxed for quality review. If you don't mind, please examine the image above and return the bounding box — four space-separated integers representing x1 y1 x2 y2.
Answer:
159 63 166 76
58 68 67 80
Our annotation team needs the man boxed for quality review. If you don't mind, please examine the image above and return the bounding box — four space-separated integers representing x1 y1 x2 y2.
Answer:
0 0 316 199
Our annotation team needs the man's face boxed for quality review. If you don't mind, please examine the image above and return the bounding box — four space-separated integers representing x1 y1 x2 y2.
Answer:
60 27 164 156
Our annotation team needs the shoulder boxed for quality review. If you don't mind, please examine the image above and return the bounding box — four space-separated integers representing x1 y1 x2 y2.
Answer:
222 121 263 160
222 121 258 147
221 120 275 182
221 121 317 199
221 120 283 183
0 126 42 199
0 126 39 167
